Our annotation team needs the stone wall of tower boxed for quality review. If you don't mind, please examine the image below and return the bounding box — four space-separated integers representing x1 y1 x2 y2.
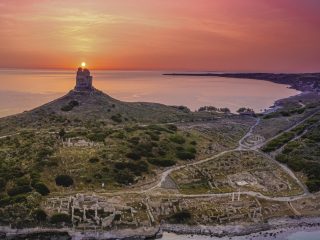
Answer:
75 67 93 91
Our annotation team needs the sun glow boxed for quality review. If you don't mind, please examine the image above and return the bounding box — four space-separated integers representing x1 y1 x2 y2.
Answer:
81 62 86 68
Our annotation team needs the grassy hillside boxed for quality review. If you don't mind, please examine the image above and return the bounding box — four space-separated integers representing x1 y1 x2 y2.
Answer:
0 89 217 135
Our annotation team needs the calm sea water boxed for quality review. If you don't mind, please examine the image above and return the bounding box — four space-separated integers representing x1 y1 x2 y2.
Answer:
0 69 299 117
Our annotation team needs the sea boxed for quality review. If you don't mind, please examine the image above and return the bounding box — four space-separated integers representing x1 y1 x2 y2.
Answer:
0 69 300 118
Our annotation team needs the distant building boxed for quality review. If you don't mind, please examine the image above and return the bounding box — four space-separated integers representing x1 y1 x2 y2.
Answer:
75 67 93 91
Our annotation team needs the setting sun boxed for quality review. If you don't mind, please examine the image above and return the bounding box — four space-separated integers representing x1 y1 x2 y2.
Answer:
81 62 86 68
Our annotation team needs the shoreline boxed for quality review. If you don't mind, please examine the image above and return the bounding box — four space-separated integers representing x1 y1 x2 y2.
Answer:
1 216 320 239
161 216 320 240
163 72 320 93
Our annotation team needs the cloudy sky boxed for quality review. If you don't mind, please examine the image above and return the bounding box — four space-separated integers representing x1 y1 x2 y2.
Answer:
0 0 319 71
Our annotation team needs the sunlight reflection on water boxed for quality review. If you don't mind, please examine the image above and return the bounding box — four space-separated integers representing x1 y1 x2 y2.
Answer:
0 69 299 117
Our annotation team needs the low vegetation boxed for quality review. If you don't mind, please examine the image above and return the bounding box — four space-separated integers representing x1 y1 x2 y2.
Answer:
274 115 320 192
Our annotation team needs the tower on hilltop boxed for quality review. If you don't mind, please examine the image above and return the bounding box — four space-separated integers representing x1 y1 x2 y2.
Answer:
75 66 93 91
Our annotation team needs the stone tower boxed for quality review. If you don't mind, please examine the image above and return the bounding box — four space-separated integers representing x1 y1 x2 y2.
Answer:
75 67 93 91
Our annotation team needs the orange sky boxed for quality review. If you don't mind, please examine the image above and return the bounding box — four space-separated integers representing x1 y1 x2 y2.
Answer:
0 0 319 72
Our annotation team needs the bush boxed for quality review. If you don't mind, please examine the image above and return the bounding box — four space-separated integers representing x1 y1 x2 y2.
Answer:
34 183 50 196
170 135 186 144
33 209 47 222
61 100 79 112
190 140 197 146
148 158 176 167
147 131 160 141
167 124 178 132
114 161 148 176
50 213 71 224
306 179 320 192
176 151 195 160
126 152 141 160
280 111 291 117
111 114 122 123
0 178 6 192
69 100 79 107
0 194 27 207
168 210 192 224
114 169 135 185
87 132 107 142
130 143 154 157
55 175 74 187
262 132 295 152
186 147 197 154
89 157 100 163
61 105 73 112
7 185 32 196
128 161 149 176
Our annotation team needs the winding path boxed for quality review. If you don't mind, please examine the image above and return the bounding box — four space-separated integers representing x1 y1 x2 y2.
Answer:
140 113 318 202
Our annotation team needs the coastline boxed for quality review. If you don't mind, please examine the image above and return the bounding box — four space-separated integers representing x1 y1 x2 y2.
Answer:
161 216 320 240
0 226 162 240
1 216 320 239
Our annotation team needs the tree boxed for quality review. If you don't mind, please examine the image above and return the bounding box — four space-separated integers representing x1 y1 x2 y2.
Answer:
55 175 74 187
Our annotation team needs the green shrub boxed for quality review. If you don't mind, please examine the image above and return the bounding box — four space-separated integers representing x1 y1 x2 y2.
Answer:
170 135 186 144
15 176 30 186
87 132 107 142
55 175 74 187
114 161 148 176
0 194 27 207
176 151 195 160
89 157 100 163
167 124 178 132
7 185 32 196
128 137 140 145
190 140 197 146
148 158 176 167
111 114 122 123
61 100 79 112
0 177 6 192
186 147 197 154
34 183 50 196
287 159 305 172
147 131 160 141
262 132 295 152
33 209 47 222
50 213 71 224
69 100 79 107
306 179 320 192
168 210 192 224
130 143 154 157
126 152 141 160
280 111 291 117
128 161 149 175
114 169 134 185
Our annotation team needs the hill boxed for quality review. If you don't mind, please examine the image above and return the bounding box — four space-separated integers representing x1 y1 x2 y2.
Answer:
0 89 214 135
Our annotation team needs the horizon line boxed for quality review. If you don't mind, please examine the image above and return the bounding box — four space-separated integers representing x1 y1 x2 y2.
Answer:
0 67 319 74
